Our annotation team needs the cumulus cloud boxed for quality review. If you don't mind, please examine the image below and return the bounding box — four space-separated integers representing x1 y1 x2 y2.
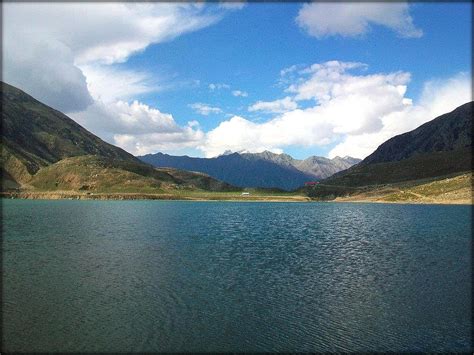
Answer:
328 72 472 158
2 36 93 113
3 3 226 113
232 90 248 97
5 3 222 65
200 109 335 157
189 103 223 116
113 127 205 157
248 97 298 113
71 100 204 155
296 3 422 39
3 3 243 155
199 61 470 158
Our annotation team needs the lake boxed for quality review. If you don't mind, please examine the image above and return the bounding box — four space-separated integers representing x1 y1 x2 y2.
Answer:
2 199 472 352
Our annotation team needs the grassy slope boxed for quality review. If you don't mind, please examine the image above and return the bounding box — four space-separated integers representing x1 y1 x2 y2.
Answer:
28 155 237 194
333 172 472 204
318 148 471 189
1 82 241 195
304 102 473 203
2 81 471 203
1 82 137 184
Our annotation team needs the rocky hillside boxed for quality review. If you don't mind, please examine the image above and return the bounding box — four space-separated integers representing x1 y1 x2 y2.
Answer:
244 151 360 179
306 102 473 199
363 101 472 164
1 82 236 193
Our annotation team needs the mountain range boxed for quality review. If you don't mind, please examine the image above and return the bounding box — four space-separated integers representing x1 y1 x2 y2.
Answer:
139 151 360 191
1 80 471 202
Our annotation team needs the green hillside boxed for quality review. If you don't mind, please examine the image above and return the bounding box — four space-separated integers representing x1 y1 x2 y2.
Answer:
305 102 472 200
1 82 237 194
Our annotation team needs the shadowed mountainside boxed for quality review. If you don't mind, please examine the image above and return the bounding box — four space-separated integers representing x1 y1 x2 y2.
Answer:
305 102 473 199
1 82 236 193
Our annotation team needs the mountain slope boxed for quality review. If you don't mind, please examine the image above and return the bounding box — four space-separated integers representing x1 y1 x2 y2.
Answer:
363 101 472 164
306 102 473 198
1 82 236 193
139 151 360 191
1 82 136 177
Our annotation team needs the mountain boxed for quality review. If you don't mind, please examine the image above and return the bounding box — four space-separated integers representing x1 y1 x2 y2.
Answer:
138 151 360 191
1 82 235 193
244 152 360 179
307 102 473 198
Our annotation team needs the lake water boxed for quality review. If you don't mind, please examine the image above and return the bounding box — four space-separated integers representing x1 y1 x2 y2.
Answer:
2 200 472 352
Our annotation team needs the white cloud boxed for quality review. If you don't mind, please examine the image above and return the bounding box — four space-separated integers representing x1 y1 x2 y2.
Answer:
417 72 472 118
2 3 234 114
296 3 422 39
3 3 243 155
209 83 231 90
199 61 470 159
328 72 472 158
218 2 247 11
200 109 335 158
5 3 222 65
248 97 298 113
188 120 200 128
80 65 162 104
2 36 93 113
232 90 248 97
72 100 204 156
189 103 223 116
3 3 467 160
113 127 205 157
280 65 300 77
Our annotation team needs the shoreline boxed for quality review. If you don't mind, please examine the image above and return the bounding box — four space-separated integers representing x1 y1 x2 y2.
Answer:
0 191 312 203
331 197 472 206
1 191 471 205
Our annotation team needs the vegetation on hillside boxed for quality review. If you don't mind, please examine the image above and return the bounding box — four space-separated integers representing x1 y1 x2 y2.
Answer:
305 102 472 201
333 173 472 205
1 82 239 194
1 81 471 203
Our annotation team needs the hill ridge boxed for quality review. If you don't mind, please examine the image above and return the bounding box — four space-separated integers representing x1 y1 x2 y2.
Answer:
1 81 236 193
305 101 473 199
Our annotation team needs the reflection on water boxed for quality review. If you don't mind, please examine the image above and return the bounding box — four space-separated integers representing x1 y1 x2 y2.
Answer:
2 200 472 352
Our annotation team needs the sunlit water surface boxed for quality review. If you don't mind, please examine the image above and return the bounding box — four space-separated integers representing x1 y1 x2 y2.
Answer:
2 200 472 352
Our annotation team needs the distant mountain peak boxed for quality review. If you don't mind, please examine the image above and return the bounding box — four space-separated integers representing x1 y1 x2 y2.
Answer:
139 149 361 190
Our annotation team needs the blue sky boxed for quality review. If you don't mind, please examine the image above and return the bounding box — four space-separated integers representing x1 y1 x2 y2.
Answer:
3 2 472 159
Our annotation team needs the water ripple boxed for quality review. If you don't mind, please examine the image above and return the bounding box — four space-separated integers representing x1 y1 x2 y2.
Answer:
2 200 472 352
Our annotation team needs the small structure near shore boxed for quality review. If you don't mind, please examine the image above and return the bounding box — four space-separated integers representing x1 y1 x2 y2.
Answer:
241 192 250 196
304 181 319 186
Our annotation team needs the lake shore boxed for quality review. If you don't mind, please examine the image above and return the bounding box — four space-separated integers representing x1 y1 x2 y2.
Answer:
310 173 473 205
332 196 472 205
0 190 311 202
1 189 471 204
